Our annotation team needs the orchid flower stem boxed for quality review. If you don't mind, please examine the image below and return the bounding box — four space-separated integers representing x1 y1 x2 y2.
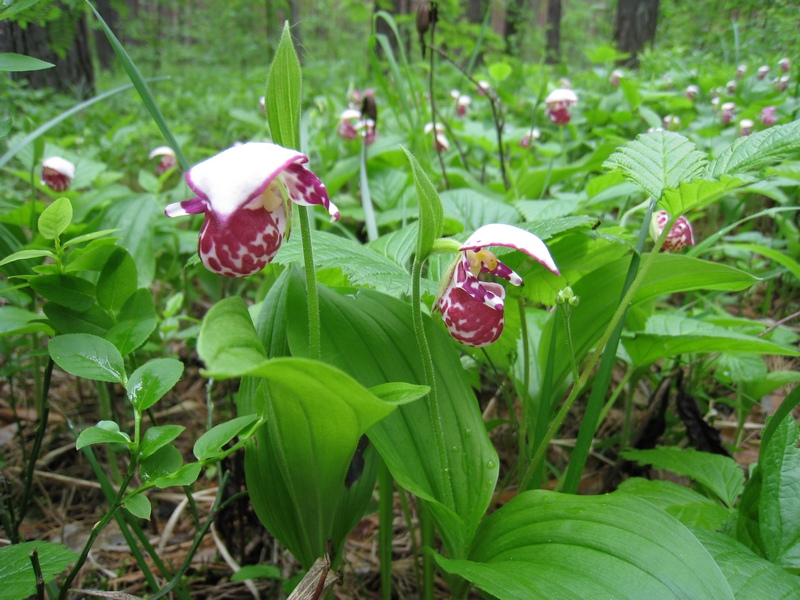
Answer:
298 206 322 360
521 201 669 490
561 305 580 384
378 459 394 600
360 139 379 242
420 502 435 600
517 297 531 481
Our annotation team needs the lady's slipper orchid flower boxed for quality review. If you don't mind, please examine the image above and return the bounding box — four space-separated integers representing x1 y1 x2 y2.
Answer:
520 127 541 148
165 142 339 277
649 210 695 253
738 119 754 137
609 69 624 87
774 75 790 92
338 108 362 141
149 146 176 175
456 94 471 116
761 105 777 126
436 224 559 347
735 64 747 79
41 157 75 192
757 65 770 80
545 88 578 125
684 84 700 100
720 101 736 124
779 57 791 73
726 80 737 94
663 115 680 130
424 122 449 151
476 80 491 95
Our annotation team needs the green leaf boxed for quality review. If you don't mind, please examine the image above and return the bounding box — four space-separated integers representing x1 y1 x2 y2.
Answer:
124 493 151 519
275 230 436 297
76 422 132 450
151 462 202 488
0 248 54 268
61 228 121 248
0 52 53 72
43 302 113 336
49 333 126 383
126 358 184 412
0 541 77 600
96 247 137 313
616 478 731 529
403 147 444 261
693 529 800 597
487 61 511 81
106 288 158 355
0 306 53 337
707 120 800 177
603 131 708 200
283 274 497 559
440 189 519 231
369 382 430 406
759 415 800 568
622 447 744 507
722 242 800 280
139 424 184 460
30 274 96 311
193 415 261 461
266 22 302 150
659 177 746 216
37 197 72 240
432 491 733 599
231 565 282 581
102 194 158 286
623 314 799 366
140 444 183 484
196 297 267 378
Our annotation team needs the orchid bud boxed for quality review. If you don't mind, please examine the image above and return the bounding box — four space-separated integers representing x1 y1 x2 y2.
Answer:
41 157 75 192
761 105 777 126
684 84 700 100
720 102 735 124
757 65 770 80
778 57 790 73
726 80 737 94
663 115 680 130
738 119 754 137
650 210 695 253
735 64 747 79
774 75 789 91
610 69 624 87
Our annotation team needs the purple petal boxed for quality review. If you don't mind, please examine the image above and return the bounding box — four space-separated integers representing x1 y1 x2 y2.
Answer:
165 196 208 218
461 224 559 275
454 259 504 311
280 162 340 221
482 258 523 286
438 279 506 347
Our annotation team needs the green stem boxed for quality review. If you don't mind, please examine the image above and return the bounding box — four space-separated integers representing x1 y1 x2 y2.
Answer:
378 459 394 600
517 297 531 483
420 503 434 600
360 138 379 242
521 204 670 490
298 206 321 360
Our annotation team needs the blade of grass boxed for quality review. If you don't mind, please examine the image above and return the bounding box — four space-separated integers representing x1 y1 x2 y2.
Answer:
85 0 188 171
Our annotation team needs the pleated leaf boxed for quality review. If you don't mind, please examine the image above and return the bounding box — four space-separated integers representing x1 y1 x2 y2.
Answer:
603 131 707 200
266 22 302 150
707 120 800 177
432 491 733 599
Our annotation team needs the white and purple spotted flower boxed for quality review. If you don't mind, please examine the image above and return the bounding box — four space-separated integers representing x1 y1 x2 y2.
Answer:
41 156 75 192
649 210 695 253
436 224 559 347
165 142 339 278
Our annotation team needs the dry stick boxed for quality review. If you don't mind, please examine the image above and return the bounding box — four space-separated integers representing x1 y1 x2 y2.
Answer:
426 43 509 190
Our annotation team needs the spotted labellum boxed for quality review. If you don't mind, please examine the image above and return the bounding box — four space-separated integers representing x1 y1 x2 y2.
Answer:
165 142 339 277
436 224 559 347
650 210 695 253
41 157 75 192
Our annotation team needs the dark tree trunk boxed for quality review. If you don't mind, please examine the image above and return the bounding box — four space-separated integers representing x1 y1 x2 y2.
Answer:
374 0 409 57
614 0 659 67
92 0 119 70
504 0 527 54
466 0 490 23
545 0 561 64
0 6 95 97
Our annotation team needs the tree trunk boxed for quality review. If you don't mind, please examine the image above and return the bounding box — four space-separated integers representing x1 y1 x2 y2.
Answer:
545 0 561 64
0 5 95 97
614 0 659 67
466 0 490 23
504 0 527 55
92 0 119 70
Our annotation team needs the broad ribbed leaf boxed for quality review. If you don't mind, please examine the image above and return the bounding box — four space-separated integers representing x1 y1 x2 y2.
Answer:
193 415 260 461
404 147 444 260
760 416 800 568
368 222 418 268
196 297 267 377
707 120 800 177
660 177 746 216
433 491 733 599
285 273 498 559
693 529 800 598
616 478 731 529
0 541 77 600
624 314 799 366
622 447 744 507
276 229 437 296
603 131 707 200
266 22 302 150
541 254 758 399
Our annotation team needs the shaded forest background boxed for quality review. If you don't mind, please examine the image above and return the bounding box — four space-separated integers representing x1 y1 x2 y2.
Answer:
2 0 799 98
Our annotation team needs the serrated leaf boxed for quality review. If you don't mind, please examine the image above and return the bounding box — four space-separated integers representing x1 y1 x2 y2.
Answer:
266 22 302 150
0 541 77 600
660 177 746 216
622 447 744 507
38 197 72 240
433 491 733 599
439 189 518 231
123 493 151 519
603 131 707 200
367 222 418 267
49 333 126 383
707 120 800 177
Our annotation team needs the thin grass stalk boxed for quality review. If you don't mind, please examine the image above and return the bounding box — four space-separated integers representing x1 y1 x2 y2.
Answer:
299 206 322 359
360 138 379 242
378 459 394 600
561 199 657 493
